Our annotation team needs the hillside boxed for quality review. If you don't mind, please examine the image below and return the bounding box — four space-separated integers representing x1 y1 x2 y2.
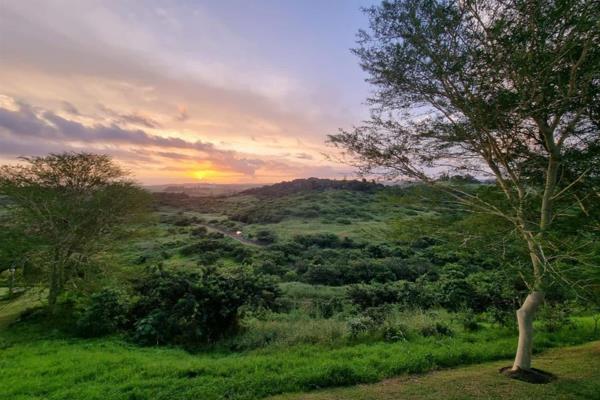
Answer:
240 178 385 197
153 178 414 243
2 178 598 400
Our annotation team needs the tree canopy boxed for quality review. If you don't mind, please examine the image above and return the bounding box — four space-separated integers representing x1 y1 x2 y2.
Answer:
0 152 150 306
330 0 599 372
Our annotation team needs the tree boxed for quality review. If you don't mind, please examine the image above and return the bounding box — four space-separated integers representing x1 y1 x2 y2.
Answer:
0 225 39 298
0 152 150 308
330 0 599 375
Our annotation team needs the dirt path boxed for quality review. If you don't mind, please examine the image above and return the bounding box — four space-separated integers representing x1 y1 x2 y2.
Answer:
270 341 600 400
200 223 264 247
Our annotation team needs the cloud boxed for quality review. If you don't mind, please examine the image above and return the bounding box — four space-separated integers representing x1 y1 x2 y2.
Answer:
0 101 52 137
0 0 369 148
0 98 265 175
61 101 80 115
97 104 162 128
295 152 314 160
175 105 189 122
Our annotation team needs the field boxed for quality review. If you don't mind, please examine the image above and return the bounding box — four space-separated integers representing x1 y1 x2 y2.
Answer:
272 341 600 400
1 179 599 399
0 309 597 400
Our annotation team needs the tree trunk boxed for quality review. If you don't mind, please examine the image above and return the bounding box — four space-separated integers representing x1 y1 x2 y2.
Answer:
8 265 15 298
48 264 60 307
48 255 64 309
512 291 544 371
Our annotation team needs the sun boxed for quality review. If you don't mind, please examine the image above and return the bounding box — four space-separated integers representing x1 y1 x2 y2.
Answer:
189 166 247 183
193 170 216 180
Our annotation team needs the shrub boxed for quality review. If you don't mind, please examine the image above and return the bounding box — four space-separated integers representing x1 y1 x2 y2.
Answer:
255 230 277 244
420 321 454 337
76 288 129 337
255 259 287 276
312 297 345 318
431 265 471 311
458 312 481 332
180 238 253 262
383 322 410 342
539 304 575 333
347 281 420 310
129 267 280 346
191 226 208 237
346 315 376 338
172 216 193 226
293 233 342 248
466 270 517 314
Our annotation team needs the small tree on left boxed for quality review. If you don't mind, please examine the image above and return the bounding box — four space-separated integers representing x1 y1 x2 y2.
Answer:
0 152 150 309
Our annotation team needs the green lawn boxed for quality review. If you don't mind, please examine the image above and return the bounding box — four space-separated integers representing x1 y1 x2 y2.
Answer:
0 316 597 400
271 341 600 400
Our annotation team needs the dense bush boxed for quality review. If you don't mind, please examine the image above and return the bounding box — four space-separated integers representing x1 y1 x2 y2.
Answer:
293 233 344 248
76 288 129 337
347 281 428 310
419 321 454 337
180 238 253 263
382 322 410 342
231 208 285 223
255 230 277 244
129 267 280 345
458 312 481 332
346 315 376 338
466 270 519 315
539 304 575 333
431 265 472 311
190 226 208 237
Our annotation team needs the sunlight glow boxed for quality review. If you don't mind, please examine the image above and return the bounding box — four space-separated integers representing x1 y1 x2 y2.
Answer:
193 169 220 180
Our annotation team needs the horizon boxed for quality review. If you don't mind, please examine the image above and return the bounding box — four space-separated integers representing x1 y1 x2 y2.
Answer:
143 176 391 188
0 0 379 184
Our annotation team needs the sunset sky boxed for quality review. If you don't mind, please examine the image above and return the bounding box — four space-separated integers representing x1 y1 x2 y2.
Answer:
0 0 378 184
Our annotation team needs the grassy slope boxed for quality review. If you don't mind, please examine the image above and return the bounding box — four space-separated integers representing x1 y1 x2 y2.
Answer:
271 341 600 400
2 186 597 400
0 290 44 330
0 317 597 400
217 189 405 241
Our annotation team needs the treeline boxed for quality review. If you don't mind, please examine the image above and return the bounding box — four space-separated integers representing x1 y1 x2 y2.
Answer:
240 177 384 197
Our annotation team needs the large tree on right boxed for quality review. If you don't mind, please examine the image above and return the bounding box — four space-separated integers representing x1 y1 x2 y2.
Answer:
331 0 599 375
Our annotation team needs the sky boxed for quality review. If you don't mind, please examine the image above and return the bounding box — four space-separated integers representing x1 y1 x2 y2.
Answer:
0 0 378 184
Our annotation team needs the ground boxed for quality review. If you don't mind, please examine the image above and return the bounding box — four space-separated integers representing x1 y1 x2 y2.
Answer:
2 184 598 399
271 341 600 400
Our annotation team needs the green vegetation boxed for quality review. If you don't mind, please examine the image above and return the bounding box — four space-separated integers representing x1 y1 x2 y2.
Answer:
1 0 598 397
330 0 599 372
0 309 597 400
271 341 600 400
0 153 150 307
1 173 598 399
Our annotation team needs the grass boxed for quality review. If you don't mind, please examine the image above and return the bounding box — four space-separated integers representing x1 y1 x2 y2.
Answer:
1 186 597 399
270 341 600 400
245 218 393 242
0 290 44 329
0 316 598 400
203 189 411 242
279 282 347 301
